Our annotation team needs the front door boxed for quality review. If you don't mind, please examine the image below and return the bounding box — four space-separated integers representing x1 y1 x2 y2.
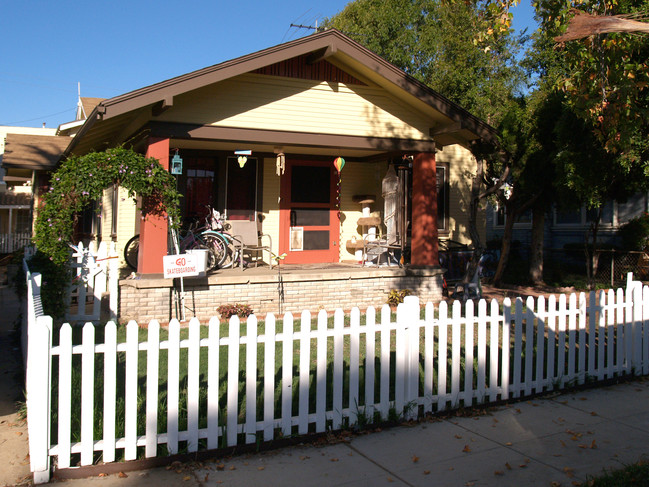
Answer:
279 161 339 264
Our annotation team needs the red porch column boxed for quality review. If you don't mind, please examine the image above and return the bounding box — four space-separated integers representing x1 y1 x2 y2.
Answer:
137 137 170 274
411 152 439 267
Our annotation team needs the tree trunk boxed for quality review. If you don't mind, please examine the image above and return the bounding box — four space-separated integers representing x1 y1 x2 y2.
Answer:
492 203 516 287
462 157 485 285
529 204 545 285
585 206 603 289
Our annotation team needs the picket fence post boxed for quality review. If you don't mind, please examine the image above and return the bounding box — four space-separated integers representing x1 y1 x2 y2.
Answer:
109 241 119 321
27 315 52 484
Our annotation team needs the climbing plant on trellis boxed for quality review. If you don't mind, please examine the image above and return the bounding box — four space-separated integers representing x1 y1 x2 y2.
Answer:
34 147 181 266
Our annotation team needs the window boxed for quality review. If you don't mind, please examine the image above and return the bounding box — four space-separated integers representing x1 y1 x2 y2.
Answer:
493 205 532 227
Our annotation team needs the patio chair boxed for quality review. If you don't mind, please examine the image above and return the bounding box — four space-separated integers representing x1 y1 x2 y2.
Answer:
451 261 482 302
362 234 402 267
227 220 273 270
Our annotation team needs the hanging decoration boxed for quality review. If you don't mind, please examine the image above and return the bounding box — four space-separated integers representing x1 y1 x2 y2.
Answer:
276 152 285 176
333 157 345 220
235 150 252 168
333 156 345 172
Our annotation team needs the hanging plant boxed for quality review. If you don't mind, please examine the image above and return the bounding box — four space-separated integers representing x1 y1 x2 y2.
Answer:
34 147 181 265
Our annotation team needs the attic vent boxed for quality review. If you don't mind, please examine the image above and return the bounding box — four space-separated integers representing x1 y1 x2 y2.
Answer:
254 55 366 86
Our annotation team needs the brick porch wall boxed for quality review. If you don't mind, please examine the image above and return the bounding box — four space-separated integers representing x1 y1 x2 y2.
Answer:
119 268 444 323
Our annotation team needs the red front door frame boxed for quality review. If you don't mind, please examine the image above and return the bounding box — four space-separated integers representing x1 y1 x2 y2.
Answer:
279 160 340 264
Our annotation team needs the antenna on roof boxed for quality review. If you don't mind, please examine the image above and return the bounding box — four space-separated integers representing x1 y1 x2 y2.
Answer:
75 82 85 121
290 21 325 33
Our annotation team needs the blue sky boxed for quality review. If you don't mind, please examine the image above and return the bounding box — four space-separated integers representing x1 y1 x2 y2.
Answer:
0 0 537 129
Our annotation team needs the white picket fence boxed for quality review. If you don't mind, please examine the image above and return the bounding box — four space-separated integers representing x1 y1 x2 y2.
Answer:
25 277 649 483
67 241 119 323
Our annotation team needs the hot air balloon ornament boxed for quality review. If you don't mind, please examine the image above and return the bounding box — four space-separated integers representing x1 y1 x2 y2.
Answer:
333 157 345 219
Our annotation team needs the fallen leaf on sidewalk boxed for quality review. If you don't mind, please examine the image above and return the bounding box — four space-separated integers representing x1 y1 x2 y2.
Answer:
229 466 236 470
423 470 430 475
455 434 463 439
563 467 575 478
412 455 419 463
216 464 225 471
330 458 339 462
118 472 128 478
505 442 512 446
98 473 107 477
591 440 597 449
183 475 192 481
204 474 209 481
462 445 471 453
257 467 265 471
494 470 504 476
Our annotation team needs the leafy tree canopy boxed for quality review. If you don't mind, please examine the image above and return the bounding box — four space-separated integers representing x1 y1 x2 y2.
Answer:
34 147 181 265
534 0 649 172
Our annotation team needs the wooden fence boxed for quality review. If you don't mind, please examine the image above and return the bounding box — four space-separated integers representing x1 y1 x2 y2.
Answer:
25 278 649 483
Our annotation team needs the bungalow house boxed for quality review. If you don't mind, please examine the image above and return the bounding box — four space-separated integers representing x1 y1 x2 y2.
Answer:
20 29 498 320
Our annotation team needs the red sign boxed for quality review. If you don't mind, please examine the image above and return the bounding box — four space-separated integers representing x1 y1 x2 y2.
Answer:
163 254 199 278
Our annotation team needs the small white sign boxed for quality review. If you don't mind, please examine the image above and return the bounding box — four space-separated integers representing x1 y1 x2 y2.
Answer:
163 254 199 278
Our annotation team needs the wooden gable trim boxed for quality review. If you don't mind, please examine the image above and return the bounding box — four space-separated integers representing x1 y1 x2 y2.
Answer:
253 55 365 86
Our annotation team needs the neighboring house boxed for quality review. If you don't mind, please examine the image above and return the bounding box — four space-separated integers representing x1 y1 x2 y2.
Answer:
0 126 68 253
487 194 649 253
10 30 498 318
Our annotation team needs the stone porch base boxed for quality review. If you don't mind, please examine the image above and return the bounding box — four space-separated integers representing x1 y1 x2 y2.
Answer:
119 264 445 323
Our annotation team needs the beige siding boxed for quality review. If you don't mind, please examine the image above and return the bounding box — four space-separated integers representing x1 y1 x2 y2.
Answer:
339 161 384 261
158 74 432 140
101 186 138 269
437 145 486 246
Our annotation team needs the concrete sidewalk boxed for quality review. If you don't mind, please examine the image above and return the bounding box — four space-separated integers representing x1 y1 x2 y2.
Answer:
49 379 649 487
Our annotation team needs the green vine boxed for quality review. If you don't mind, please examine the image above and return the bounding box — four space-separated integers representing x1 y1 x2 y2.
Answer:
34 147 181 265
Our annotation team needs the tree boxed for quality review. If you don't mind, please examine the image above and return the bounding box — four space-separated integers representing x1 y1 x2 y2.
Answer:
535 0 649 170
533 0 649 286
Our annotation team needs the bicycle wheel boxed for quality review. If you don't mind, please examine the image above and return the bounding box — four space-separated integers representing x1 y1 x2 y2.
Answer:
201 233 230 269
124 235 140 270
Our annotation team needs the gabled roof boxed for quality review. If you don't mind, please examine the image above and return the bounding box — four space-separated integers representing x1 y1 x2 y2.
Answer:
66 29 497 156
2 134 71 170
79 97 105 120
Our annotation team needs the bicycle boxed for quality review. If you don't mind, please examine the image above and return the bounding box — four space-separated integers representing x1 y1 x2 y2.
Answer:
123 209 230 271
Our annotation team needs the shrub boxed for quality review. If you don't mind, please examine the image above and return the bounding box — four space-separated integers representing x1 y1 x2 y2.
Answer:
217 303 253 320
386 289 411 307
618 213 649 251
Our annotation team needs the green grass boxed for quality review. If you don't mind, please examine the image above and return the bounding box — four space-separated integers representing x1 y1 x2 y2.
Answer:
586 459 649 486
